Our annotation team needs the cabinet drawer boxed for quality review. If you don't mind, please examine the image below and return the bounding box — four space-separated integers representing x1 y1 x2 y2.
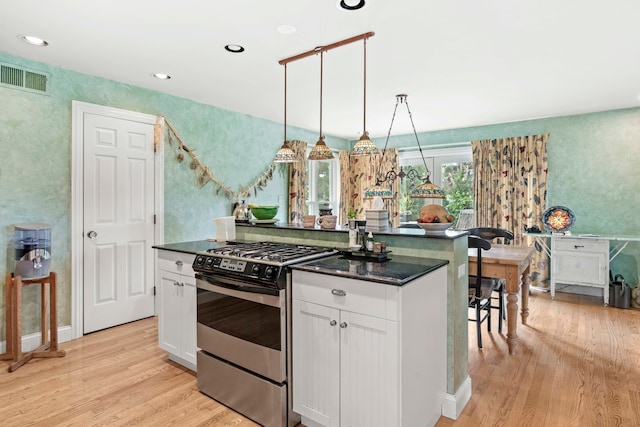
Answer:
158 251 195 276
553 238 608 253
292 270 398 320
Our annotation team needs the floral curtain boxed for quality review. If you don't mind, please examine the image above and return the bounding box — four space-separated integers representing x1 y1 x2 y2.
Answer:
471 134 549 288
339 148 400 228
288 140 308 225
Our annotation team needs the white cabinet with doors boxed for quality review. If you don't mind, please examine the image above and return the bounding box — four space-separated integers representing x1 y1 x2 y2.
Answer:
292 266 447 427
550 237 609 305
157 250 197 371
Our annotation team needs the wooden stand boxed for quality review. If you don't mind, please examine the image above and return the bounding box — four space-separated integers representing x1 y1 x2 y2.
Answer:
1 272 66 372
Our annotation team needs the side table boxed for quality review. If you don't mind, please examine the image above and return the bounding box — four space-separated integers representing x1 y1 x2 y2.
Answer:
1 272 66 372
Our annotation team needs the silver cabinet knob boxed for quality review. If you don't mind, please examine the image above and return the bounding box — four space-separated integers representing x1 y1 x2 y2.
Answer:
330 320 337 326
87 230 97 238
176 260 183 266
331 289 346 296
340 322 348 328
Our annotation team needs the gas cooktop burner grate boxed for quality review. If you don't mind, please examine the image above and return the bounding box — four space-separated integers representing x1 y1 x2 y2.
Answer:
205 241 336 264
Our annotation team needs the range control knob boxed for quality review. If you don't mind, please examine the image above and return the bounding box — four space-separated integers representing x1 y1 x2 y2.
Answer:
264 266 275 279
251 264 261 276
194 255 206 266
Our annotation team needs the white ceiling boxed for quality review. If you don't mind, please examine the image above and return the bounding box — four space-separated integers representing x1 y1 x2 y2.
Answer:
1 0 639 140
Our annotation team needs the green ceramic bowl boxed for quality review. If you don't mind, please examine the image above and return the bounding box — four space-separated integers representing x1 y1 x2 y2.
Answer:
249 205 279 220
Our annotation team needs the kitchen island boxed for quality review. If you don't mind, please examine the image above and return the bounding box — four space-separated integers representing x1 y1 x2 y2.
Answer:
154 222 471 420
291 255 448 427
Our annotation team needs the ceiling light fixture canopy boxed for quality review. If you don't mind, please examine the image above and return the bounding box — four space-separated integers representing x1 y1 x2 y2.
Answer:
363 94 445 199
350 37 379 157
274 63 296 163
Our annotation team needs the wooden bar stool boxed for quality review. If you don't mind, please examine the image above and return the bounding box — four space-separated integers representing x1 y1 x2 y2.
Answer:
1 272 65 372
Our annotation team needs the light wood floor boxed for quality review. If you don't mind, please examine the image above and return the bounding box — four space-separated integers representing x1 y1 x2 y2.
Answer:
1 291 638 427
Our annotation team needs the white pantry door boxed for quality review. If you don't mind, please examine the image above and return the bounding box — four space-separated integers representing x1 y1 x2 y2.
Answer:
83 112 155 333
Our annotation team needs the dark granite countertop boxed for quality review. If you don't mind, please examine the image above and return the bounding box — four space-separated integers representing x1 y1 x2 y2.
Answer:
237 221 468 240
291 253 449 286
152 240 221 255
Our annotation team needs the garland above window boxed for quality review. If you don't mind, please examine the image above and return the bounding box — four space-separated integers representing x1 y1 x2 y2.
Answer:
155 116 278 201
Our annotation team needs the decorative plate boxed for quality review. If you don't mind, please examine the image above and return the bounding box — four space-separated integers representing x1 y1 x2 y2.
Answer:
417 222 453 235
542 206 575 233
252 219 280 224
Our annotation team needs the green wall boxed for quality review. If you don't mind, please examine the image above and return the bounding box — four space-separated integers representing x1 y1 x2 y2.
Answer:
0 52 347 334
377 109 640 284
1 51 639 337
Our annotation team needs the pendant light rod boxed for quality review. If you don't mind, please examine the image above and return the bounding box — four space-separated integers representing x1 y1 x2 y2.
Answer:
403 95 431 177
278 31 374 65
362 37 367 133
284 63 287 141
319 51 323 137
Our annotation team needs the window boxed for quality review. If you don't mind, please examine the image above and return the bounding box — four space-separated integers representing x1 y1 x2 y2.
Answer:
306 155 340 216
398 146 473 222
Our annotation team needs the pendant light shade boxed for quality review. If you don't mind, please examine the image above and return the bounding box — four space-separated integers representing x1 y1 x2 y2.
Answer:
411 176 446 198
351 37 379 157
274 140 296 163
274 64 297 163
308 51 334 160
363 183 394 199
308 135 334 160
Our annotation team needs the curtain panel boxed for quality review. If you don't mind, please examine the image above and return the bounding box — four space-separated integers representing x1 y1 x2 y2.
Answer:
471 134 549 288
287 140 308 225
339 148 400 228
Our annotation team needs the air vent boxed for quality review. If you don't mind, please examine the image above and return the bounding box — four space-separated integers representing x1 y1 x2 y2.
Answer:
0 63 48 94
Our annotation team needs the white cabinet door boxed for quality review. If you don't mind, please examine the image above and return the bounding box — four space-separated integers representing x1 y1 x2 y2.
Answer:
340 310 398 427
181 274 197 366
292 300 340 427
157 251 197 370
158 270 182 355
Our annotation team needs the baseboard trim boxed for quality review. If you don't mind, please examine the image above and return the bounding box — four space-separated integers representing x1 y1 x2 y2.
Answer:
0 325 73 353
442 375 472 420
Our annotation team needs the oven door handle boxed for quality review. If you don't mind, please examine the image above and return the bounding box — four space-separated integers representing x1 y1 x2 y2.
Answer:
196 275 282 307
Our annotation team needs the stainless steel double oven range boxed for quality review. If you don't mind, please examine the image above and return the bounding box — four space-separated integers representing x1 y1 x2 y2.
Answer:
193 241 337 427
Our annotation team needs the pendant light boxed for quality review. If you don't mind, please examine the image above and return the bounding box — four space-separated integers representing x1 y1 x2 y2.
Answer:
350 37 379 157
308 51 334 160
274 63 296 163
403 95 445 199
363 94 445 199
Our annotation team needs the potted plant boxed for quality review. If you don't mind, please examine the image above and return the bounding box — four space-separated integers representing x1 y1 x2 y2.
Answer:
347 207 357 228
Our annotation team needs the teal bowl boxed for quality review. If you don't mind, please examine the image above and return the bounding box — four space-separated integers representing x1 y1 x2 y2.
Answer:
250 205 278 220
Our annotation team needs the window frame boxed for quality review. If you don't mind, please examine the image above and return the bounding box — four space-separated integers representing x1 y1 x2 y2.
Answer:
306 151 340 216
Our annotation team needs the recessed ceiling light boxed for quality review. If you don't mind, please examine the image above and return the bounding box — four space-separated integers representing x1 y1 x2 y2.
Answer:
225 44 245 53
18 35 49 46
338 0 366 10
276 24 296 35
152 73 171 80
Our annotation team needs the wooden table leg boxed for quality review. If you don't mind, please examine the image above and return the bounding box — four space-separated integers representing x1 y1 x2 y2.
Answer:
520 267 531 325
505 266 520 355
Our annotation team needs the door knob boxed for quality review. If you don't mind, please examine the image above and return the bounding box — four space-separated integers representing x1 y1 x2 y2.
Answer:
87 230 97 238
